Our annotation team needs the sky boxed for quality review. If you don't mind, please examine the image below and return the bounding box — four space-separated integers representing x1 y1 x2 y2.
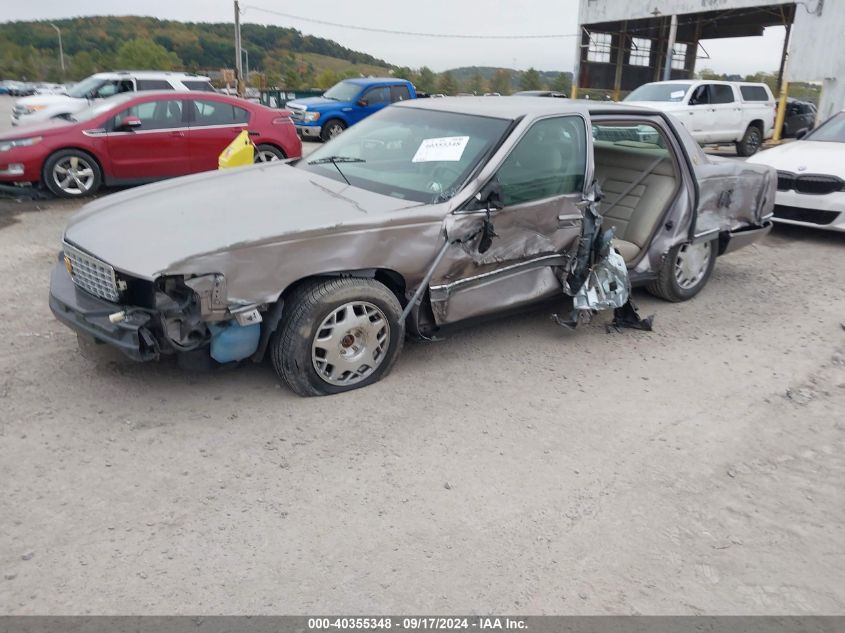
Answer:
4 0 788 75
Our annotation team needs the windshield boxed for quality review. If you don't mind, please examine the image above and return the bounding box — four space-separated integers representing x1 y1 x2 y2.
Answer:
804 112 845 143
67 76 107 99
323 81 362 102
66 93 137 122
625 83 691 102
297 106 511 203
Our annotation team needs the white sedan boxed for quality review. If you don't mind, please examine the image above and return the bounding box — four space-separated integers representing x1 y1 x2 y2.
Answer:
747 110 845 232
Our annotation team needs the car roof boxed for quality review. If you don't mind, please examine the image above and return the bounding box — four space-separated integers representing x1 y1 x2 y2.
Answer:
341 77 407 86
118 90 245 101
91 71 210 80
395 96 658 119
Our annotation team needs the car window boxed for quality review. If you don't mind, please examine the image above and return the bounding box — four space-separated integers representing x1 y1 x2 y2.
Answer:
363 86 390 105
740 85 770 101
390 85 411 103
136 79 174 90
183 80 216 92
113 99 184 130
298 106 511 204
191 99 250 125
805 112 845 143
94 81 121 99
496 116 587 206
625 83 691 102
688 85 710 106
710 85 735 104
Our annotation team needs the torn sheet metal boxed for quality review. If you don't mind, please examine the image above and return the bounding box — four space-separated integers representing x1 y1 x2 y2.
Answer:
571 246 629 313
554 180 652 332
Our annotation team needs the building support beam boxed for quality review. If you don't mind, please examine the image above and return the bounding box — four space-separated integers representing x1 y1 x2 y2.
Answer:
663 14 678 81
612 21 628 101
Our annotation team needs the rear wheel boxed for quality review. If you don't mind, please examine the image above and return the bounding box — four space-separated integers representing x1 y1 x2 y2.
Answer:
253 144 285 163
43 149 102 198
320 119 346 142
735 125 762 156
271 277 405 396
646 239 717 302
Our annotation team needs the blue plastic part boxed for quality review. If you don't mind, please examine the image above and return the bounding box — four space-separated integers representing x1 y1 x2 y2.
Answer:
208 321 261 364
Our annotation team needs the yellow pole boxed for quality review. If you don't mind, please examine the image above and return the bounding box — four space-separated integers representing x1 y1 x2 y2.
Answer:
773 81 789 143
571 85 579 99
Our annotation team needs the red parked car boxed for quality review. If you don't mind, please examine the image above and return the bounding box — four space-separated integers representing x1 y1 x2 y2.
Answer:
0 91 301 197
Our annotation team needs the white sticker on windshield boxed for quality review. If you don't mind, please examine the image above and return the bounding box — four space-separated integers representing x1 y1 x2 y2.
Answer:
670 90 685 99
412 136 470 162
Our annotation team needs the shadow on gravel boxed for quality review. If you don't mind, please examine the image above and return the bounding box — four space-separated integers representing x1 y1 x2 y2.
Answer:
766 222 845 247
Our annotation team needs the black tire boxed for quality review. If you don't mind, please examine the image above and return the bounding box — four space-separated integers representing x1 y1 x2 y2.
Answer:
272 277 405 396
735 125 763 157
43 149 102 198
253 144 285 163
646 238 717 302
320 119 346 142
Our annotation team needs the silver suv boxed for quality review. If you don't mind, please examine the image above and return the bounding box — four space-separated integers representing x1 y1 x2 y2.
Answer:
12 71 214 126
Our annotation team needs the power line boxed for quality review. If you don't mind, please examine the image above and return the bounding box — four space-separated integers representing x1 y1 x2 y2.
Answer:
241 4 579 39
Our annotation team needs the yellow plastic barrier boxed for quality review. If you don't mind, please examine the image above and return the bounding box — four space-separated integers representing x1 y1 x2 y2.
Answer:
218 130 254 169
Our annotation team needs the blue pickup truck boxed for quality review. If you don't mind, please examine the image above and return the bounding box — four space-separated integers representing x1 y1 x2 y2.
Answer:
286 77 417 142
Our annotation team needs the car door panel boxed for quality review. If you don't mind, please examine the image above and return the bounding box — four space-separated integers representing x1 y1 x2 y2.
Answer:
685 85 715 142
348 86 391 126
105 98 189 180
428 115 589 325
711 85 742 141
186 99 250 172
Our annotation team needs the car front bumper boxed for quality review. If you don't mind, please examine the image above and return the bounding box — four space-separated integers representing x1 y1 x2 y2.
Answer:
49 261 159 361
0 145 44 183
771 190 845 232
294 123 322 138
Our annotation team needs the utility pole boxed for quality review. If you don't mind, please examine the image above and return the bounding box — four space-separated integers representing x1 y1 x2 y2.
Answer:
234 0 244 96
50 23 65 81
241 47 249 86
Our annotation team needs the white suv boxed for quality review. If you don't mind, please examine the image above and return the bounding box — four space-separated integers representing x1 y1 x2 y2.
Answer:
12 71 214 127
624 80 776 156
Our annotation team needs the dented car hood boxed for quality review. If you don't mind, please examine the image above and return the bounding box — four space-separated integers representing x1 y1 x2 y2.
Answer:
63 162 423 280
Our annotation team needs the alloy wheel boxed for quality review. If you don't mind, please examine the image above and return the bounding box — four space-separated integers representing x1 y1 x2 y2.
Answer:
311 301 390 386
52 155 95 196
254 151 280 163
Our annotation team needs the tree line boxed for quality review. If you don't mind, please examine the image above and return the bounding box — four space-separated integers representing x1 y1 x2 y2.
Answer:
0 16 388 83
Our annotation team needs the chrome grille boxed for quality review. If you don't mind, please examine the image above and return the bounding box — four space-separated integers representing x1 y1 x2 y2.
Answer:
287 104 306 121
63 242 121 303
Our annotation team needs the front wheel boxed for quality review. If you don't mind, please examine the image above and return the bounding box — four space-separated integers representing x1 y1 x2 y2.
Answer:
735 125 762 156
272 277 405 396
43 149 102 198
320 119 346 142
646 239 717 302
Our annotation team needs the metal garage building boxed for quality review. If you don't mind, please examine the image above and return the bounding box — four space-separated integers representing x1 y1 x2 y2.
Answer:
573 0 844 122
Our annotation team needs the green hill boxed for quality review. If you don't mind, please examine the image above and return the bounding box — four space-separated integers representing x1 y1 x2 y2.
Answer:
446 66 572 94
0 15 390 88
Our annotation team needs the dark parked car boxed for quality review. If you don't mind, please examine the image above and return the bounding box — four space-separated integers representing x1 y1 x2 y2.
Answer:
0 91 301 197
513 90 568 98
781 98 817 138
50 98 774 395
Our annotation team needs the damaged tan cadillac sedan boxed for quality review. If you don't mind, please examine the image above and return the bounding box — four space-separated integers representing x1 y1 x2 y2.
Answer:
50 98 775 396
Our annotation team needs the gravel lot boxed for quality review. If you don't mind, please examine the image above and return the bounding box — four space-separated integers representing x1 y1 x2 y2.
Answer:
1 94 844 615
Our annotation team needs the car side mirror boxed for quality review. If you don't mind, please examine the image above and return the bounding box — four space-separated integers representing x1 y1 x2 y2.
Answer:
474 180 503 211
118 115 142 130
357 99 368 107
795 128 808 140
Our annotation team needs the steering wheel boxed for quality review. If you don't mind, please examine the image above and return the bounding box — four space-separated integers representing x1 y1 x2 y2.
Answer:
425 164 463 195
